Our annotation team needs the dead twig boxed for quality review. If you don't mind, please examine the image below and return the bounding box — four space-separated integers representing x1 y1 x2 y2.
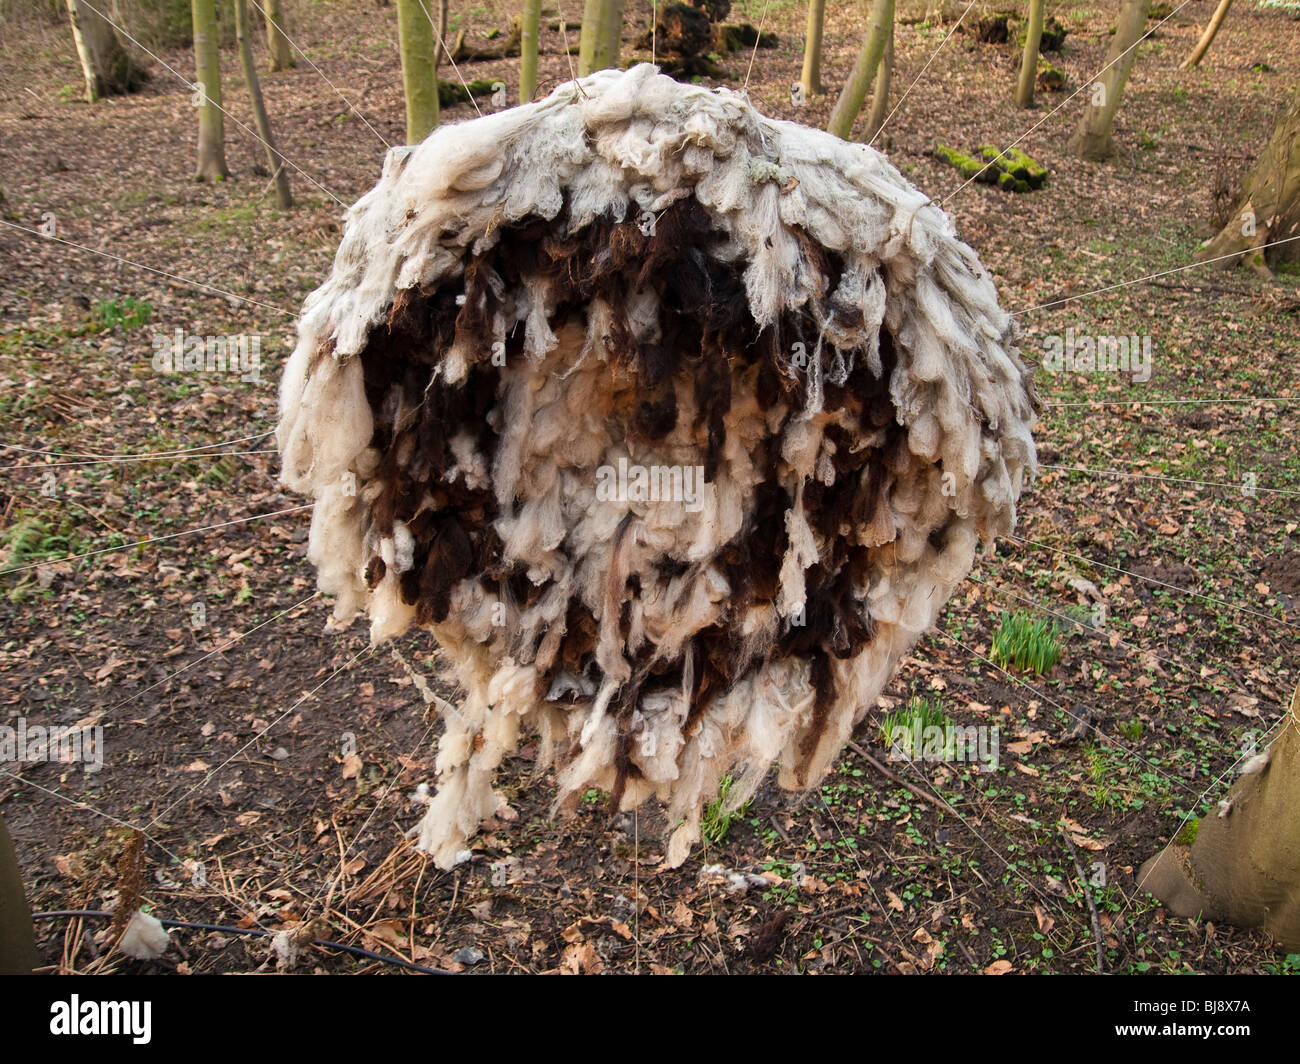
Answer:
846 740 957 815
1059 826 1105 974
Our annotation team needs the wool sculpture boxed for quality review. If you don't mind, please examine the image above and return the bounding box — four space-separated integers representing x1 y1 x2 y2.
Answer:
277 65 1037 869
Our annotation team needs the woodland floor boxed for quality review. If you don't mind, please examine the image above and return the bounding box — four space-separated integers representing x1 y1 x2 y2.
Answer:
0 0 1298 975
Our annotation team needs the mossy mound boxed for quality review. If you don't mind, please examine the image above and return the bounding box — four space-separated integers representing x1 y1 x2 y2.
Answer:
936 143 1048 193
1017 15 1069 52
1037 59 1066 93
1040 16 1068 52
974 14 1010 43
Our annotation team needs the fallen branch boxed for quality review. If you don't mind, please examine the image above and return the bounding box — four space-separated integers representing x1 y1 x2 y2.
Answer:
1059 826 1105 974
846 740 957 816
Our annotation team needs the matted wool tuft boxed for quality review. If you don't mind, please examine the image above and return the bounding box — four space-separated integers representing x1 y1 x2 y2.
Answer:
278 65 1037 868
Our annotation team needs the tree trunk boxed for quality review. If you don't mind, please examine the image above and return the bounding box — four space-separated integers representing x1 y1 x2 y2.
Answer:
396 0 439 142
1139 680 1300 950
1196 89 1300 276
434 0 449 72
578 0 602 74
598 0 625 71
800 0 826 97
1015 0 1045 109
0 814 37 974
66 0 145 103
1067 0 1150 161
864 18 893 144
1181 0 1232 70
192 0 228 181
579 0 624 75
827 0 895 141
235 0 292 208
263 0 295 71
520 0 542 102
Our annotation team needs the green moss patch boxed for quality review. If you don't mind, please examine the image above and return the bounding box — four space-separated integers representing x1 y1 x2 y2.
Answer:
1174 818 1200 847
935 143 1048 192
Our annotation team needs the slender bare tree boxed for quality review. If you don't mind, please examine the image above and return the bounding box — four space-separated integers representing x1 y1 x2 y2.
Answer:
263 0 295 71
1068 0 1150 160
192 0 228 181
827 0 895 141
800 0 827 97
235 0 292 208
66 0 145 103
865 18 894 144
599 0 626 70
520 0 542 102
433 0 448 72
397 0 439 142
579 0 624 75
578 0 602 74
1181 0 1232 70
1015 0 1045 108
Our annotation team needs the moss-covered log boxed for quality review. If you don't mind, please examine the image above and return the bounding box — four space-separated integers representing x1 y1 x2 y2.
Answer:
437 78 499 107
936 143 1048 192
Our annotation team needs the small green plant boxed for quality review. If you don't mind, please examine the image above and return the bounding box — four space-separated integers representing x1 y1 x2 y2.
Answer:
94 296 153 330
1 515 93 600
701 774 751 844
990 611 1061 675
1 516 77 569
1119 718 1144 742
880 696 953 759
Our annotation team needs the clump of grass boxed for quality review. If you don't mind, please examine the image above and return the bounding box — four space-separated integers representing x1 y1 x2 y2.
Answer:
990 610 1061 675
94 296 153 330
880 695 952 760
701 774 751 844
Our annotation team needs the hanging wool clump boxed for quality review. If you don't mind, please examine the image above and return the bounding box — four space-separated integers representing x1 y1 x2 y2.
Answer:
277 65 1037 869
